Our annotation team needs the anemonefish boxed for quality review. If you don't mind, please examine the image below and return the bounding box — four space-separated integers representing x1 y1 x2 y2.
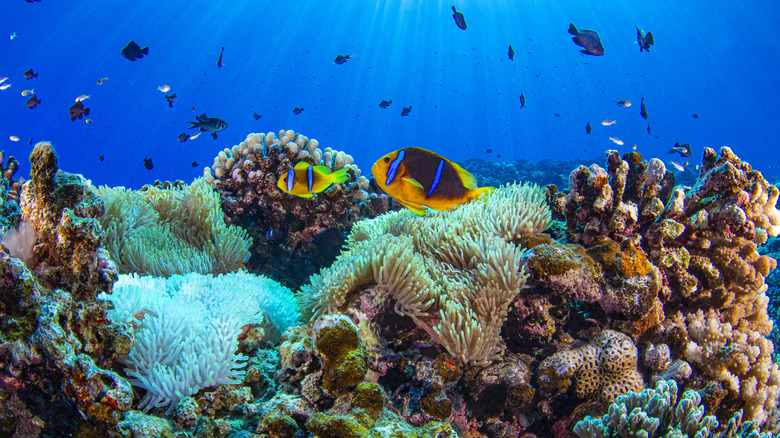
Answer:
371 147 493 215
277 161 349 198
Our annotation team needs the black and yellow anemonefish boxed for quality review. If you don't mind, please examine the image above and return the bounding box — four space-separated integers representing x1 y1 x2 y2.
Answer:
371 147 493 215
277 161 349 198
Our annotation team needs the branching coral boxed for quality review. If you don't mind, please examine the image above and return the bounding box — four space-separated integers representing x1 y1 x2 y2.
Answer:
297 182 551 366
202 130 391 288
96 177 252 276
574 380 771 438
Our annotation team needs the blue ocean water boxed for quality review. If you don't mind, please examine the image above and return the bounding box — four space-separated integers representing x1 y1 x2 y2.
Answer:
1 0 778 189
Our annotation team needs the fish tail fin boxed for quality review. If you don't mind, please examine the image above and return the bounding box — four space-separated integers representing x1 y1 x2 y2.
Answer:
467 186 494 202
141 47 149 55
83 107 90 116
388 99 392 103
568 23 579 35
328 167 350 184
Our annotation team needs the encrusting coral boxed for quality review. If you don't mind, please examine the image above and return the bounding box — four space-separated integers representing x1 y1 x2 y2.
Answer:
0 150 22 232
1 142 134 435
95 177 252 277
203 130 391 288
297 182 551 365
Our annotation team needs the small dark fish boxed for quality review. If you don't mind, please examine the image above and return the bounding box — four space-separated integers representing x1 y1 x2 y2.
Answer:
520 93 526 108
68 100 89 121
568 23 604 56
693 113 699 119
636 26 654 52
508 44 514 60
252 112 262 120
266 227 283 242
667 142 692 157
23 68 37 80
378 99 392 108
25 0 42 2
26 95 40 109
292 107 304 115
120 40 149 61
191 106 195 112
143 157 153 170
188 113 228 134
191 161 199 168
401 105 412 116
640 97 648 120
647 124 652 134
28 137 33 146
211 132 218 139
496 154 501 158
553 113 561 118
98 155 104 161
217 46 224 68
165 93 177 107
586 122 592 134
177 132 189 142
333 52 353 64
486 148 492 153
451 5 467 30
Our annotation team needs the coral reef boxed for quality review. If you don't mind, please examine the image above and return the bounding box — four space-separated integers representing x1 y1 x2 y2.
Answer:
96 177 252 277
297 182 551 365
574 380 770 438
0 150 22 232
0 142 133 436
20 142 115 300
557 147 780 423
203 130 391 288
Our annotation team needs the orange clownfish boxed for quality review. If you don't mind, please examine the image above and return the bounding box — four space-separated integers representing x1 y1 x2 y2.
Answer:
277 161 349 198
371 147 493 215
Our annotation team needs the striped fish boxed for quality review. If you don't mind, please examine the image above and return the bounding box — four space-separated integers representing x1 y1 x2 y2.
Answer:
277 161 349 198
371 147 493 215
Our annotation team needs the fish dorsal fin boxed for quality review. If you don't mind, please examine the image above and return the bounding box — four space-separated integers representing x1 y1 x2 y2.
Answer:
311 165 331 176
293 161 310 170
568 23 579 35
448 161 478 189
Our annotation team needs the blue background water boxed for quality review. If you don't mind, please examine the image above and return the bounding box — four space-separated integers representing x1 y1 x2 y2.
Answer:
1 0 778 189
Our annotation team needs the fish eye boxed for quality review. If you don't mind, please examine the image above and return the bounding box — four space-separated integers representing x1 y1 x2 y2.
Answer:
383 157 390 163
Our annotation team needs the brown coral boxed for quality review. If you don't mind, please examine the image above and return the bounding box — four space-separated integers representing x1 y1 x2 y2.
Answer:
560 146 780 423
203 130 391 288
537 329 644 404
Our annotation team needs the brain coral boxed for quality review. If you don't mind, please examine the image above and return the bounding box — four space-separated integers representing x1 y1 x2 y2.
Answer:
537 329 644 404
297 182 551 365
202 130 391 288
